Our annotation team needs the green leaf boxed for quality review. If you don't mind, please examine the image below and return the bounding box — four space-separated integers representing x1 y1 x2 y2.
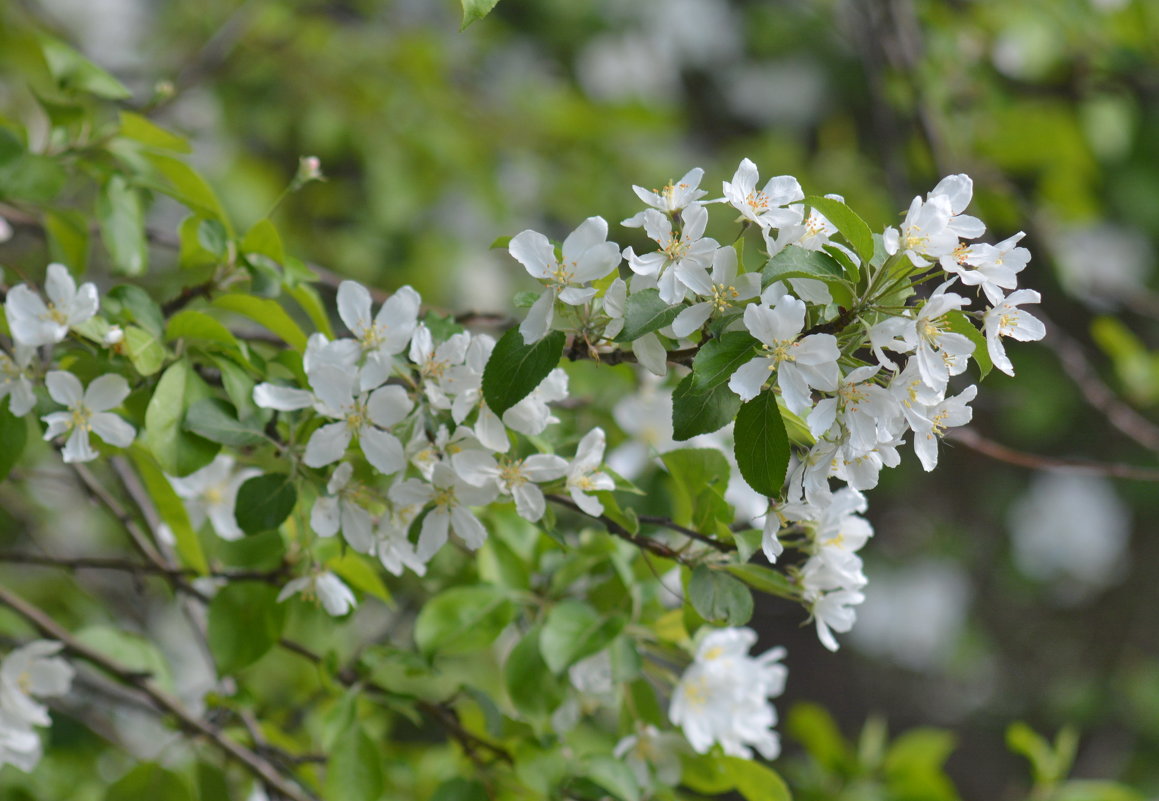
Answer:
241 219 286 266
98 175 148 275
721 756 792 801
129 445 207 575
733 529 762 563
540 599 626 674
945 310 992 380
680 752 734 795
482 327 565 416
414 584 515 656
504 626 565 718
432 778 489 801
460 0 501 29
670 332 758 440
206 583 286 674
584 755 641 801
725 564 799 600
0 152 67 204
325 724 385 801
787 702 852 773
123 326 166 376
662 448 731 528
108 285 165 336
613 288 679 342
688 565 753 626
39 34 131 99
0 406 28 482
44 210 90 273
234 473 297 536
805 195 875 265
328 551 393 607
287 283 335 339
1054 781 1147 801
734 390 789 497
105 763 192 801
184 398 265 447
119 111 191 153
165 309 244 354
762 247 846 287
212 295 308 350
144 154 229 225
144 359 219 477
672 373 742 441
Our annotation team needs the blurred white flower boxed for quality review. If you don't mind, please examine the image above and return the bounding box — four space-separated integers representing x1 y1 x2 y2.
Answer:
1009 472 1130 601
850 560 972 671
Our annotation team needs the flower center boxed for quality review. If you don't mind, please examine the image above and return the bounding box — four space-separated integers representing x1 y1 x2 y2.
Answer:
548 262 576 289
499 460 527 489
70 404 93 431
709 284 740 312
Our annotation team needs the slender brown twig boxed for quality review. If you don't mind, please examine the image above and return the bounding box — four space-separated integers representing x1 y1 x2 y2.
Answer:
948 428 1159 482
0 585 320 801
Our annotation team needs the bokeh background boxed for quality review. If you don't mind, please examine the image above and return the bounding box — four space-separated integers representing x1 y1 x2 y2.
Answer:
5 0 1159 796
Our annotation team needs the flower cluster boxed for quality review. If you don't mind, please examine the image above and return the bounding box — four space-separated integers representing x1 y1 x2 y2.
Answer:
3 264 136 463
0 641 74 772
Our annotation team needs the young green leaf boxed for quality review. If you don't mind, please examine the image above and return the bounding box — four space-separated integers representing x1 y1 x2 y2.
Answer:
945 310 992 379
672 374 742 441
461 0 501 29
207 583 286 674
733 390 789 497
805 194 875 265
98 175 147 276
184 398 265 447
688 565 754 626
414 584 515 655
325 725 385 801
504 626 565 718
482 327 565 417
144 359 219 477
762 246 846 287
234 473 297 535
540 599 626 673
0 406 28 482
613 288 680 342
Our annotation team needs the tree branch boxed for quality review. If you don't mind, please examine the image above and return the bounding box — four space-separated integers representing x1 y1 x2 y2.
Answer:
0 585 320 801
948 427 1159 482
547 494 697 563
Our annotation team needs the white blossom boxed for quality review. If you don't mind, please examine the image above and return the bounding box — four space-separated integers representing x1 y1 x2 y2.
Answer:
722 158 804 230
42 371 135 463
910 384 977 471
943 231 1030 305
904 284 975 395
671 245 761 338
310 462 374 552
167 455 260 541
389 463 498 561
277 570 357 617
0 345 36 416
302 364 412 475
0 640 74 772
622 167 707 227
452 450 567 522
566 428 615 517
624 205 719 304
669 627 787 760
336 282 420 385
510 217 621 343
729 295 840 414
5 263 99 346
983 289 1046 376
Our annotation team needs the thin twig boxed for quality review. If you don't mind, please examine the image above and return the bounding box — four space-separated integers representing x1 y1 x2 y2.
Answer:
0 585 320 801
275 639 513 765
0 551 283 582
1043 315 1159 453
547 494 692 563
948 428 1159 482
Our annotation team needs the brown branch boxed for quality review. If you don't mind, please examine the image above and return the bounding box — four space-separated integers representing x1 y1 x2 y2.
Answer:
948 428 1159 482
0 552 284 583
1043 316 1159 453
635 513 735 553
275 639 513 766
547 494 692 563
0 585 320 801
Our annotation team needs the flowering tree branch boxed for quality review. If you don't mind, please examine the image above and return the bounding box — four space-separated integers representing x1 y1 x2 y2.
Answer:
0 585 321 801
